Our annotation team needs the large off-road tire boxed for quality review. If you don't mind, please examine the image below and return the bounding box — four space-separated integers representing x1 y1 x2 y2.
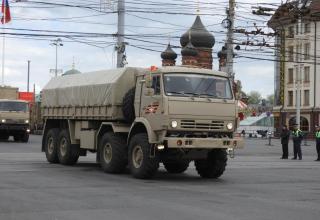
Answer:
13 135 21 142
0 134 9 141
195 149 227 179
99 132 127 174
44 128 59 163
122 87 135 123
21 132 29 143
128 133 159 179
163 160 190 174
57 129 80 165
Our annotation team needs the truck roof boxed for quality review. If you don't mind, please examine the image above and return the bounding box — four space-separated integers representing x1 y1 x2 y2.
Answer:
42 66 230 108
156 66 230 77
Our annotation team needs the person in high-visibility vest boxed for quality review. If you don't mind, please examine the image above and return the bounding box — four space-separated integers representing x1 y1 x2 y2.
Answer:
292 123 303 160
315 126 320 161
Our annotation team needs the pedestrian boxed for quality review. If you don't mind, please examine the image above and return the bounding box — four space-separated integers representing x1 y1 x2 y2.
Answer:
280 125 290 159
315 126 320 161
292 123 303 160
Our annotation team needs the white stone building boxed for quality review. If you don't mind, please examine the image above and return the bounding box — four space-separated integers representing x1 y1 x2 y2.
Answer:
268 0 320 135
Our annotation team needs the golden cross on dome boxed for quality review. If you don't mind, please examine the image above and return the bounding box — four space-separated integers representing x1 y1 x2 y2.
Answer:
196 0 200 15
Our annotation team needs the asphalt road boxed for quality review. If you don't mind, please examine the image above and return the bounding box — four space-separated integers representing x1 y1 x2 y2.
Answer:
0 135 319 220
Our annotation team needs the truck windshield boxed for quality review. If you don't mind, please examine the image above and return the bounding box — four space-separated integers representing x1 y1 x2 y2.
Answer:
0 101 28 112
164 73 233 99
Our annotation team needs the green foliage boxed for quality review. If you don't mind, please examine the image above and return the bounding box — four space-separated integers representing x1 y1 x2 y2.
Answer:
267 94 274 105
247 91 262 105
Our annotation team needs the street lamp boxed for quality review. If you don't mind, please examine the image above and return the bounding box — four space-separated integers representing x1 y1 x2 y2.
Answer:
50 38 63 77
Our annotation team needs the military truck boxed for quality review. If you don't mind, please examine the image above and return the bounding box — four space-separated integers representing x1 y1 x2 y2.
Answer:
0 86 18 100
41 66 244 179
0 99 30 142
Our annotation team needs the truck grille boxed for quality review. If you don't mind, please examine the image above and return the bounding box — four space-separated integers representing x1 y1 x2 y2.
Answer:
2 119 24 124
180 120 224 130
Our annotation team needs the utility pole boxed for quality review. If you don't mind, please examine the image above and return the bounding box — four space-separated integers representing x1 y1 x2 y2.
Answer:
226 0 235 78
295 16 303 129
50 38 63 77
116 0 125 68
295 0 309 129
27 60 30 92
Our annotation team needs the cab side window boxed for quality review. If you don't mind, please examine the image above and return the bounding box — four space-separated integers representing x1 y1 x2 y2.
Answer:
152 75 161 95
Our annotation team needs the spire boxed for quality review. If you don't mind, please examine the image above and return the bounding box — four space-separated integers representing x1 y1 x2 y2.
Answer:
72 57 75 70
196 0 200 15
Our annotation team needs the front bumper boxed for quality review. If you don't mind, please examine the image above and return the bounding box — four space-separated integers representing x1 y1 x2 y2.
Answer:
0 123 29 132
164 137 244 149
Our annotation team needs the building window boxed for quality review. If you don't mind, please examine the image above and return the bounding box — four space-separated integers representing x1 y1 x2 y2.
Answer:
288 46 294 61
304 23 311 33
304 43 310 60
296 24 299 35
288 68 294 83
288 26 294 38
304 90 310 106
288 91 293 106
304 66 310 83
295 45 299 61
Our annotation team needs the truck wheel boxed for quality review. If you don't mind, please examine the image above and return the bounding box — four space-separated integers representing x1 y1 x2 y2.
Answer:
195 149 227 178
128 133 159 179
122 87 135 123
13 135 21 142
164 160 190 174
99 132 127 173
57 129 80 165
0 134 9 141
44 128 59 163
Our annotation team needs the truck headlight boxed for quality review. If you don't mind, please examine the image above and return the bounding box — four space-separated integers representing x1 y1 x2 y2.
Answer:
25 120 29 124
1 119 6 123
171 120 178 128
226 122 233 130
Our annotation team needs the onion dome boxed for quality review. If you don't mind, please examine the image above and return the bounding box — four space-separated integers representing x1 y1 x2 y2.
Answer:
62 69 81 76
180 16 215 48
181 41 198 57
161 44 177 60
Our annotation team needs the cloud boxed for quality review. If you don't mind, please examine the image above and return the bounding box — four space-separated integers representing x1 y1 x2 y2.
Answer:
235 62 274 97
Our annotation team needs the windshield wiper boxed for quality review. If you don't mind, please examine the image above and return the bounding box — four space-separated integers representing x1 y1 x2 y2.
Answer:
167 91 199 97
198 93 217 98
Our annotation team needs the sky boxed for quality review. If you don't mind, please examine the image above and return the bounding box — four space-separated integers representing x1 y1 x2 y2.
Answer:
1 0 280 98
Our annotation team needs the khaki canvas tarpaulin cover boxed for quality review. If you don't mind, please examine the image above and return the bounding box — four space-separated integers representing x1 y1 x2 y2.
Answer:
42 67 146 107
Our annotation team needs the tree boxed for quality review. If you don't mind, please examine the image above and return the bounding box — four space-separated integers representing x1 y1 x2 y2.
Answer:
267 94 274 105
247 91 262 105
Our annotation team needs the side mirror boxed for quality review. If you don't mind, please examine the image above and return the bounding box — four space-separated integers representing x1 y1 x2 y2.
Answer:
144 88 155 96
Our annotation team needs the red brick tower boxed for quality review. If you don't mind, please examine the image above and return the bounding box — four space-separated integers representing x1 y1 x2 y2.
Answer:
181 41 198 66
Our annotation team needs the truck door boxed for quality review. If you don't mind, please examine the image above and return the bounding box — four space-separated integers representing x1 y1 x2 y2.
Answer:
140 74 163 119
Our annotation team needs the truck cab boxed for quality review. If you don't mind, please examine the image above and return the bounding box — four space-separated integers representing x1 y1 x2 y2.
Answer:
0 99 30 142
133 66 241 146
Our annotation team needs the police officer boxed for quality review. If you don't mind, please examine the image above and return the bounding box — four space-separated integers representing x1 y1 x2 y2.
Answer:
280 125 290 159
292 123 303 160
315 126 320 161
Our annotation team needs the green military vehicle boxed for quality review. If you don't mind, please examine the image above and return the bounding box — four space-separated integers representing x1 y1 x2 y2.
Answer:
0 99 30 142
41 66 244 179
